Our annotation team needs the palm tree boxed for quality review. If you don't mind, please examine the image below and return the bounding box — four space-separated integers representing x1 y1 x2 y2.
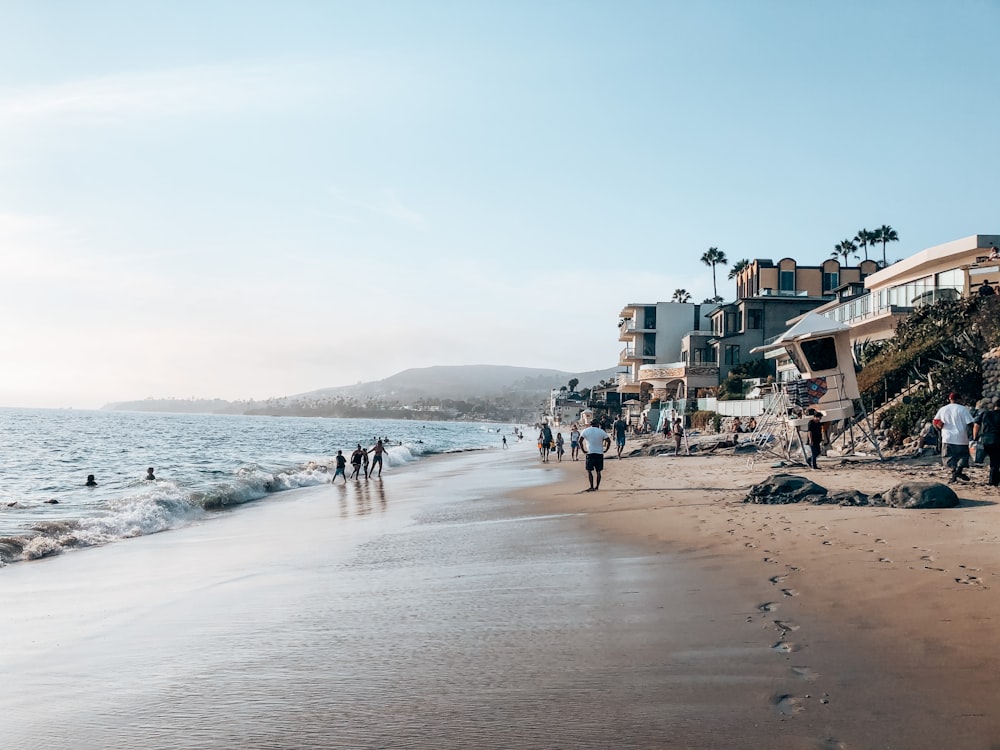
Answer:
671 288 691 303
832 238 858 264
700 247 728 300
872 225 899 267
854 228 875 262
727 259 749 280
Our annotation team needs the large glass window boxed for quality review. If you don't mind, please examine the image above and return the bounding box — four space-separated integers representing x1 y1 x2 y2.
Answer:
747 309 763 329
780 270 795 293
725 345 740 365
799 337 838 371
823 272 839 292
725 312 738 333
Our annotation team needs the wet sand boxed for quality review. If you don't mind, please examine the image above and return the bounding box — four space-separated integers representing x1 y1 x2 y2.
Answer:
4 441 1000 748
530 441 1000 748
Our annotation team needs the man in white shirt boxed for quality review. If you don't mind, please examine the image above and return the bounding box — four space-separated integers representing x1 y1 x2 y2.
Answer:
933 392 975 483
580 421 612 491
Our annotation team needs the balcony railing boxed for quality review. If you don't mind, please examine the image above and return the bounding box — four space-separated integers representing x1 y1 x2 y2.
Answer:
821 284 963 326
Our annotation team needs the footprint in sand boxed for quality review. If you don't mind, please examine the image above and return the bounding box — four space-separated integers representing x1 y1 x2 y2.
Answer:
924 566 945 572
791 665 819 680
758 602 779 613
771 693 805 715
955 575 986 587
763 557 780 564
875 538 888 544
769 574 787 585
772 641 800 654
774 620 800 633
920 554 935 562
879 557 892 563
781 588 798 597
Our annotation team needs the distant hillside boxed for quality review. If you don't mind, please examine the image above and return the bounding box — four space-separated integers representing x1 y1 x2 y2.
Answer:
103 364 618 418
287 365 617 402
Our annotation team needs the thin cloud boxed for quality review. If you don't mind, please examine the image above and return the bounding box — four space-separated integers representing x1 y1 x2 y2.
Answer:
0 62 327 126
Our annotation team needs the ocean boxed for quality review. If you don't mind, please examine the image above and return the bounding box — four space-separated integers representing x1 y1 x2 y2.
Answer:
0 408 516 566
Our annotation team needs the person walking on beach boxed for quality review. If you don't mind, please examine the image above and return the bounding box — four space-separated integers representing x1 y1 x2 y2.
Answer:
613 416 628 459
555 432 565 462
502 435 507 449
580 421 611 491
806 410 824 470
933 392 975 483
570 424 581 461
368 439 387 478
333 450 347 484
540 422 553 463
973 401 1000 487
672 418 687 456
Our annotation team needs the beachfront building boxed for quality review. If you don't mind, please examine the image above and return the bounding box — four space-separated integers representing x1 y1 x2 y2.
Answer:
548 388 588 427
814 234 1000 344
709 257 879 382
617 302 713 405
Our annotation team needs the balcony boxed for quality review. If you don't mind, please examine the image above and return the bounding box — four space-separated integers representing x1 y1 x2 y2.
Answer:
820 284 962 327
757 288 813 297
619 347 655 365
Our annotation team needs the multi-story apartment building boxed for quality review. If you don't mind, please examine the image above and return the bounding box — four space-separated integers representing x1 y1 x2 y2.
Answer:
711 257 879 381
815 234 1000 344
617 302 713 403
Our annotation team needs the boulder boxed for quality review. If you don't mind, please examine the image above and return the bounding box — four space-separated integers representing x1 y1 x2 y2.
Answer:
875 482 960 509
744 474 828 505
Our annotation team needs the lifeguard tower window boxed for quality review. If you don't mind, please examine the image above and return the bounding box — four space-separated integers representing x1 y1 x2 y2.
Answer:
799 337 838 372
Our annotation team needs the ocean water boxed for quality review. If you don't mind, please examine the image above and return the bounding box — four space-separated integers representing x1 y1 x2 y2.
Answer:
0 408 516 566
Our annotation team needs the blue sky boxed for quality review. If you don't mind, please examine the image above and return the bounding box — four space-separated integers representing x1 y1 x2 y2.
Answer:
1 1 997 408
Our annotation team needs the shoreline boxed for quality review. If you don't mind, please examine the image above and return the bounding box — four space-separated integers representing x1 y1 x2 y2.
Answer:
516 441 1000 746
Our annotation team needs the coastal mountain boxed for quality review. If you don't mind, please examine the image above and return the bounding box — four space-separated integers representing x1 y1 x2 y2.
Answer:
286 365 617 402
103 364 618 417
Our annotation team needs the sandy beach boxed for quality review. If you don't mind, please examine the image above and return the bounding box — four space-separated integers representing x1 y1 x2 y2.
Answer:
4 437 1000 748
526 436 1000 747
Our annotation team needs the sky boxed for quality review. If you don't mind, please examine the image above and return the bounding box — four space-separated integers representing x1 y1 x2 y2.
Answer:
1 1 998 409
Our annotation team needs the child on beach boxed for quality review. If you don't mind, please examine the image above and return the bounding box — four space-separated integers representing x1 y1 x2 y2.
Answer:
334 451 347 483
555 433 565 462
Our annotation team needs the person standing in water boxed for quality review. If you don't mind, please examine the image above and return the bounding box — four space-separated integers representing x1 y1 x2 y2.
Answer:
85 474 97 487
145 467 156 481
333 450 347 484
368 439 387 478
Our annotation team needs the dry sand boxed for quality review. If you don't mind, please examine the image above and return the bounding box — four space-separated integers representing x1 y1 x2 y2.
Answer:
520 439 1000 748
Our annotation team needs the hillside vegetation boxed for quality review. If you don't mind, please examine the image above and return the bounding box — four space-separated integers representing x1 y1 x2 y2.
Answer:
858 294 1000 435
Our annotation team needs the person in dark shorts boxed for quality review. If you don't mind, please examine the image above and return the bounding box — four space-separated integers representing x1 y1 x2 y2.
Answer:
579 422 611 491
368 439 387 478
333 450 347 483
613 416 628 459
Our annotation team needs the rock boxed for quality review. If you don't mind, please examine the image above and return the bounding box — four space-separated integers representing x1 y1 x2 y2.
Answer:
825 489 874 506
744 474 828 505
877 482 960 509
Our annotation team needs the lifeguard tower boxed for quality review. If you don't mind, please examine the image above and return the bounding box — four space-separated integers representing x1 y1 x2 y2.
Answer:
748 313 881 464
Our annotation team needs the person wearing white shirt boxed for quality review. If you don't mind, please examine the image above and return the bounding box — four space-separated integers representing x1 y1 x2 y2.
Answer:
933 392 975 483
579 423 612 491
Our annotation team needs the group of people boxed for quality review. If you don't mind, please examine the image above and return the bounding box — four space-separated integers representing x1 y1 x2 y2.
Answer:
85 467 158 486
932 392 1000 486
332 439 388 483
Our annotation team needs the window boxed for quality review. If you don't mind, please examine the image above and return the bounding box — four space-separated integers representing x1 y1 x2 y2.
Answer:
725 312 738 333
747 309 763 329
823 272 839 293
691 347 716 364
780 270 795 293
799 337 838 371
725 345 740 366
